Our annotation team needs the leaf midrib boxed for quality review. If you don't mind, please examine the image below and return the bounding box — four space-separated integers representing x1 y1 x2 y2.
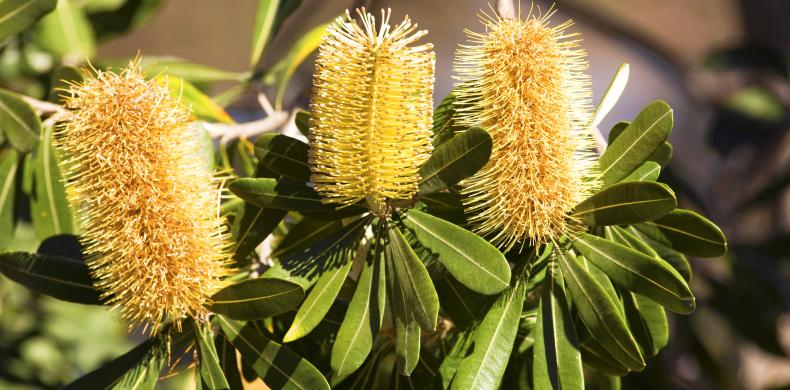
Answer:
600 109 672 178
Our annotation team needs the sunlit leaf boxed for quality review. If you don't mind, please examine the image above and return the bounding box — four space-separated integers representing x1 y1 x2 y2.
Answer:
637 208 727 258
599 101 673 185
218 316 330 390
0 89 41 153
210 278 304 321
572 181 676 226
30 124 74 238
0 0 56 41
402 209 509 295
572 233 694 314
418 127 492 195
196 323 231 390
34 0 96 59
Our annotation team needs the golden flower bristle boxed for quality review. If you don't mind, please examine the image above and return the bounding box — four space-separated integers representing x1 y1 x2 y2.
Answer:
308 8 435 216
55 62 233 332
454 7 600 251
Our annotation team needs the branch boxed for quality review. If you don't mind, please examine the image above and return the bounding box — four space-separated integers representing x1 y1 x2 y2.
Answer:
21 96 66 116
203 111 290 144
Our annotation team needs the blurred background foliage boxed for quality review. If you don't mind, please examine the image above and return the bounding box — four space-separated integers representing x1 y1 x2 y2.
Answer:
0 0 788 389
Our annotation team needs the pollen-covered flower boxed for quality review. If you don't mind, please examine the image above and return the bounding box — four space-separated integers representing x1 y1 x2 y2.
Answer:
55 62 232 332
454 7 599 250
308 8 435 216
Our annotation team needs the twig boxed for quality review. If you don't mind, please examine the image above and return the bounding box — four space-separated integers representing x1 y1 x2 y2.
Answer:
21 96 66 116
203 111 290 144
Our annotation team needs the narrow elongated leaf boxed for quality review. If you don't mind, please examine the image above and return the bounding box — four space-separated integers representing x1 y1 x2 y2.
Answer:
599 101 673 185
387 224 439 332
420 191 467 227
31 124 73 238
143 58 245 83
418 127 492 195
638 209 727 258
254 133 310 181
557 250 644 371
623 292 668 357
607 121 629 143
533 268 583 390
196 324 231 390
0 252 100 304
283 258 353 342
573 181 676 226
579 338 630 376
331 240 385 380
64 338 154 389
158 75 232 123
230 178 365 218
0 89 40 153
626 225 692 282
0 150 19 248
402 209 509 295
432 92 464 147
210 278 304 320
573 233 694 314
434 275 491 329
590 63 629 130
232 203 287 262
272 218 342 258
264 20 332 107
294 110 310 136
648 142 673 167
249 0 279 67
216 337 244 390
35 0 96 58
451 280 526 390
623 161 661 182
218 316 330 390
394 314 421 376
0 0 55 41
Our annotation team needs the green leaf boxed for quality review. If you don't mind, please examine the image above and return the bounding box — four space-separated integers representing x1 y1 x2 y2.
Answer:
272 218 342 258
0 150 20 249
622 161 661 182
420 191 467 227
557 249 644 371
232 203 287 262
451 280 526 390
623 292 668 357
210 278 304 321
34 0 96 59
283 257 353 342
533 268 584 390
0 251 101 304
572 233 694 314
648 142 673 167
418 127 492 195
387 224 439 332
249 0 280 68
599 101 673 185
31 124 74 238
434 275 491 329
216 337 244 390
432 92 464 147
48 65 83 104
196 324 231 390
64 338 154 389
0 89 41 153
142 57 245 83
0 0 55 41
625 225 692 281
229 178 337 214
294 110 310 136
607 121 629 143
590 63 629 130
402 209 509 295
572 181 676 226
254 133 310 181
579 338 630 376
218 316 330 390
331 239 385 380
264 19 332 108
637 209 727 258
157 75 233 123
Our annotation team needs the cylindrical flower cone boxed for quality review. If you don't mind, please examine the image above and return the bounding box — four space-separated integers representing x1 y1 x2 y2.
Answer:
308 8 435 216
454 7 600 251
55 63 232 332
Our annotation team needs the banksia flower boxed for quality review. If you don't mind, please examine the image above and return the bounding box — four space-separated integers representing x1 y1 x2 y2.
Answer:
454 7 599 250
308 8 434 216
55 62 232 332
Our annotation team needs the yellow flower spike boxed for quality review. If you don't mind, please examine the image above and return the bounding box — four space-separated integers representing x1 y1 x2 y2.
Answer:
454 6 600 251
308 8 435 216
55 61 233 333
